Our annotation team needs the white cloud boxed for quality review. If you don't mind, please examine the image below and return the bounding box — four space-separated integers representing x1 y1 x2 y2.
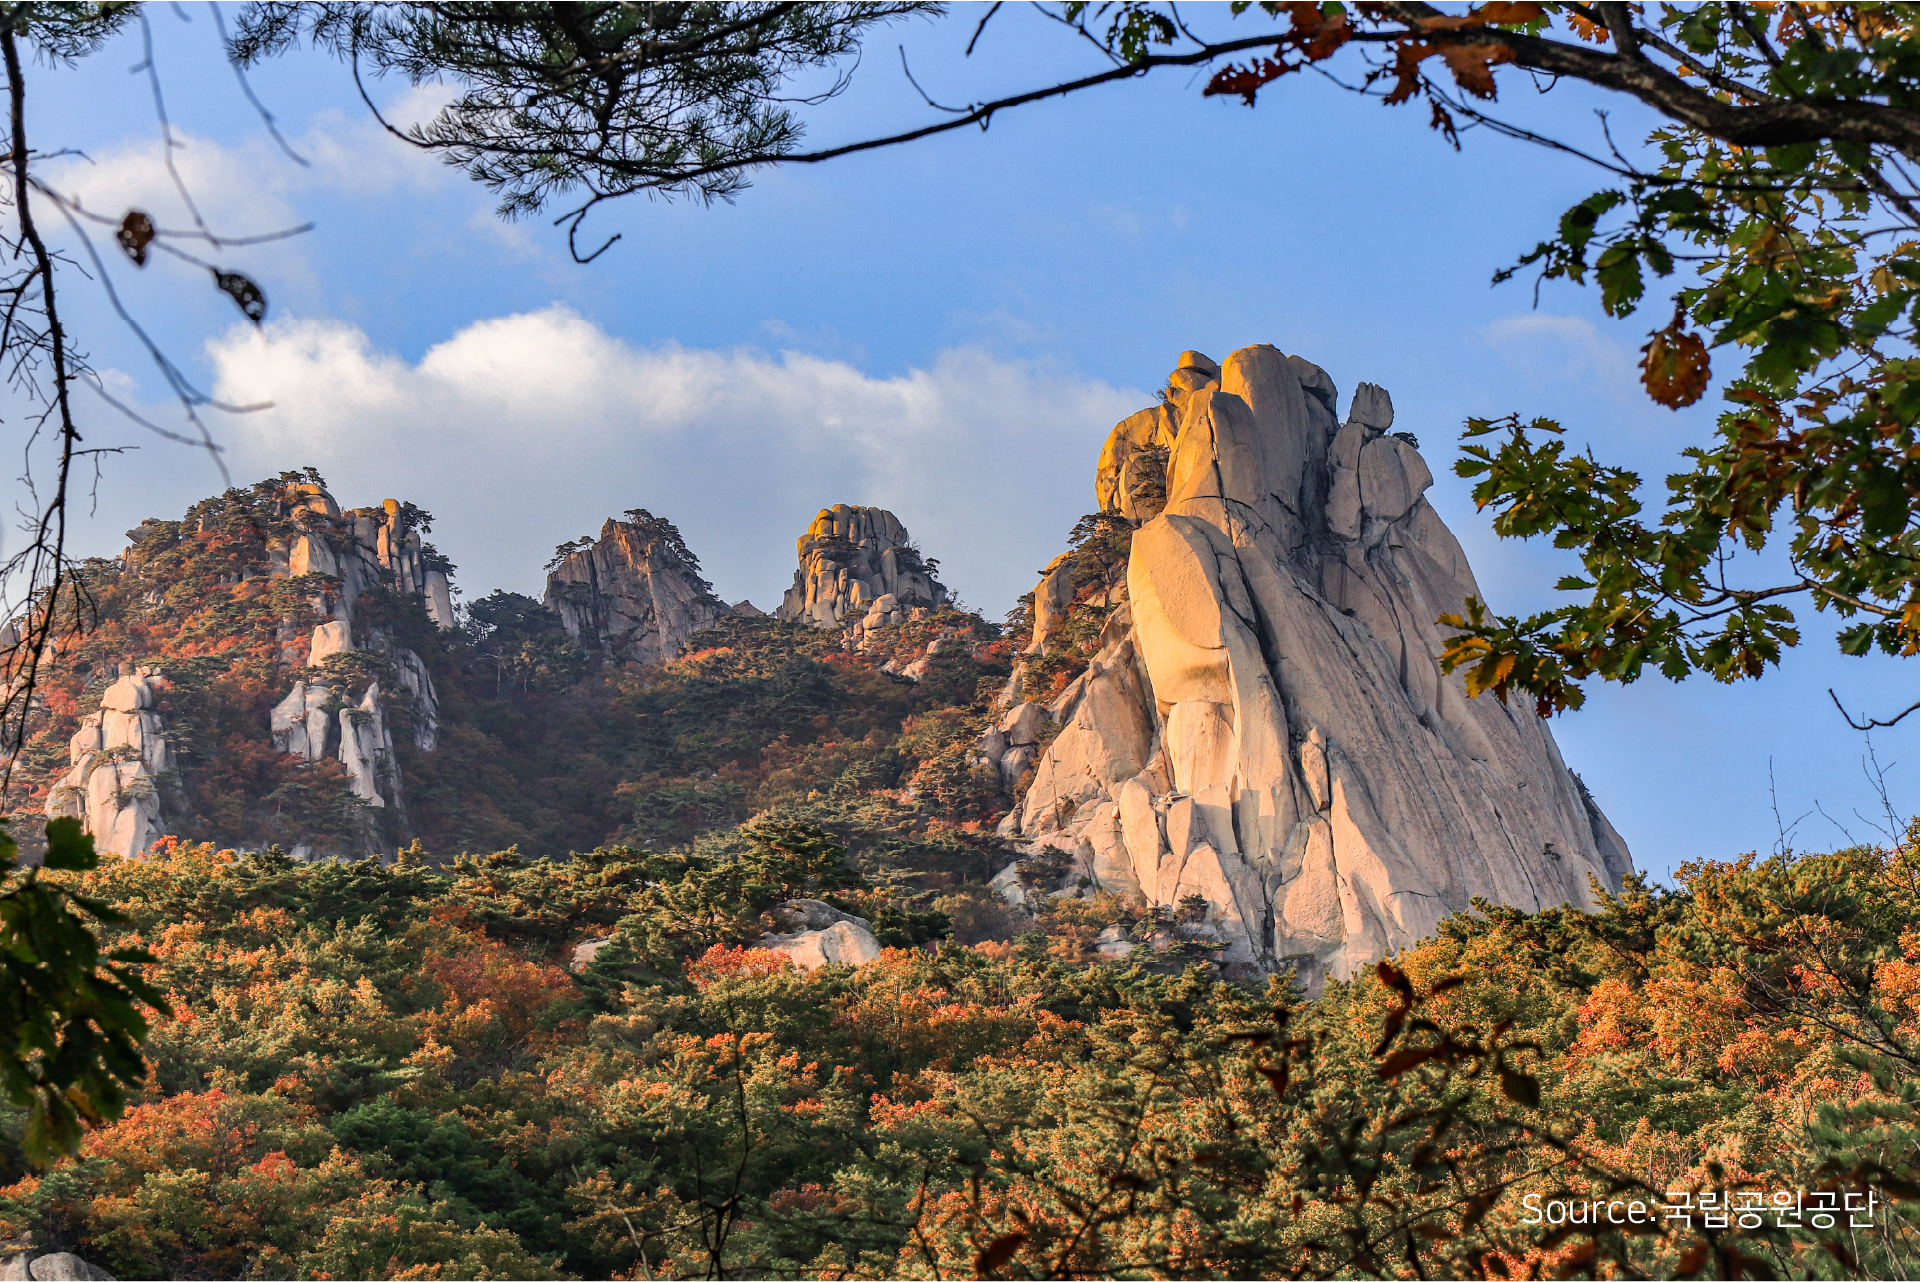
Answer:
36 98 467 290
1479 312 1640 395
40 130 304 263
175 307 1142 613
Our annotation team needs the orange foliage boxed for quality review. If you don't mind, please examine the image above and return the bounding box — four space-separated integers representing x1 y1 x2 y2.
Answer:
77 1089 279 1177
422 939 577 1054
687 943 794 985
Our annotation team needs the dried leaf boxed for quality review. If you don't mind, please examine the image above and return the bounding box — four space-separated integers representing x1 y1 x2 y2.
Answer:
975 1231 1027 1277
1475 1 1546 20
1257 1063 1291 1098
1378 1046 1434 1078
1374 1004 1407 1053
1499 1064 1541 1107
1674 1241 1709 1276
117 210 155 267
1205 56 1292 104
1566 12 1611 43
1439 40 1512 100
214 270 267 324
1382 39 1432 105
1377 960 1414 997
1418 2 1542 29
1641 320 1710 408
1203 4 1350 103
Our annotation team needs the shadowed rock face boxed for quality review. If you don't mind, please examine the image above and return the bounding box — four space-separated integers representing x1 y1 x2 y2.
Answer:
776 505 946 628
993 345 1633 989
544 513 726 665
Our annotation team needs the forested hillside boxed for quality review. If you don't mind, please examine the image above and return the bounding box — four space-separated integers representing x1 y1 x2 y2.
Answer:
4 476 1018 908
0 827 1912 1278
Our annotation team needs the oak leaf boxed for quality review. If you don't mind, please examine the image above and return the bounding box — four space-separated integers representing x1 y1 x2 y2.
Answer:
1641 320 1711 408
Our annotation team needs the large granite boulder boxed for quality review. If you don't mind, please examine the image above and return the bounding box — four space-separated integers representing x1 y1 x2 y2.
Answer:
776 505 946 628
752 899 883 970
0 1250 115 1280
989 346 1633 989
544 511 726 665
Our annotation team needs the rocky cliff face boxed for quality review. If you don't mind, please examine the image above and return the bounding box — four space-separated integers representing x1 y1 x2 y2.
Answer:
46 669 168 861
266 484 449 832
986 346 1632 987
776 505 946 629
543 511 732 665
45 477 455 859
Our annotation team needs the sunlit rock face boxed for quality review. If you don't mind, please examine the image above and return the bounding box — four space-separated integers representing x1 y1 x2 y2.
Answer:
267 486 447 821
776 505 946 629
50 480 454 859
989 345 1632 989
752 899 883 970
46 670 168 861
544 511 727 665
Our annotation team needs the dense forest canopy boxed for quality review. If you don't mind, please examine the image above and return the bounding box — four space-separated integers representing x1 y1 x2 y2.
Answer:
0 820 1912 1278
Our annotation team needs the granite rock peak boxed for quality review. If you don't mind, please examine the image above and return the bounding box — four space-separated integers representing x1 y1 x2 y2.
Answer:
544 510 732 665
776 505 946 629
986 345 1633 988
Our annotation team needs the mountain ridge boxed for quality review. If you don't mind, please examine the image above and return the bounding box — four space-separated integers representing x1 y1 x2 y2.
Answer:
6 344 1631 982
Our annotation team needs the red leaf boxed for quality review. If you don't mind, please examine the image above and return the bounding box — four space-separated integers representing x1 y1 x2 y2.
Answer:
1641 320 1711 408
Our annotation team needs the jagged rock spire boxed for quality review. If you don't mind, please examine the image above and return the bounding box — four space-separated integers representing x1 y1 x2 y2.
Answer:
49 474 455 859
543 510 727 665
776 504 945 629
993 346 1634 989
46 669 168 860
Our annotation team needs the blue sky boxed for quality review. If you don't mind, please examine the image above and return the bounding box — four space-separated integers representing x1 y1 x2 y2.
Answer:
25 4 1916 876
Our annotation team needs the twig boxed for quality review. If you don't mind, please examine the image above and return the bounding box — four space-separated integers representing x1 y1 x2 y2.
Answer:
1827 688 1918 731
208 1 310 168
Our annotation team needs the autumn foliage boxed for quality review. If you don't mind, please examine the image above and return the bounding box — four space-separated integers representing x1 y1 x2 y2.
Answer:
0 819 1912 1279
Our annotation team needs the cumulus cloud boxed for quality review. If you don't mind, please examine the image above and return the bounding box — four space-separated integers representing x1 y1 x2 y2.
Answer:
36 88 469 295
162 307 1141 613
1479 312 1642 395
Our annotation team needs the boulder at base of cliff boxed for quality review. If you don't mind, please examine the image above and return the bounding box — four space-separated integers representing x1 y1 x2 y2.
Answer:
753 899 883 969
